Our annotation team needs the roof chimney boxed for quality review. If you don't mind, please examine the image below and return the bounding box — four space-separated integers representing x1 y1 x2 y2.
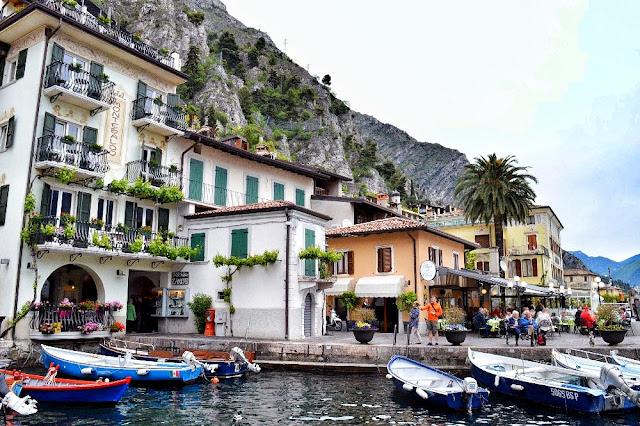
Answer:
376 193 389 207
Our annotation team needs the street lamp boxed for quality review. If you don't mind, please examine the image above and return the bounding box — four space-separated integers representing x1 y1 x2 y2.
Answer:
594 276 603 305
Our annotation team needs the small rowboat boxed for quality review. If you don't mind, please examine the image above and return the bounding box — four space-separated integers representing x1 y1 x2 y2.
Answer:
100 339 260 378
5 364 129 405
41 344 202 385
552 349 640 386
386 355 488 411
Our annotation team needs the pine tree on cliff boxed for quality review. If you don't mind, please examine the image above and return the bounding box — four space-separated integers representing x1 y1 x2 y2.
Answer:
453 153 537 275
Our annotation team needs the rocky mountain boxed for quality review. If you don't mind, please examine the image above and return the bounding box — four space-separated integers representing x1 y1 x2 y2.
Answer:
570 251 640 286
101 0 468 205
561 250 589 271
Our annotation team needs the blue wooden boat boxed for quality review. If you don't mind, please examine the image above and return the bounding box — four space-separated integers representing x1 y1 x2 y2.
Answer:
468 348 640 413
6 365 130 405
99 339 260 378
386 355 488 411
41 344 202 385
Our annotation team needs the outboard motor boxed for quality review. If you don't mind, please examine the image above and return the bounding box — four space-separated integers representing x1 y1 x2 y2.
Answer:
462 377 478 394
231 347 261 373
600 363 640 408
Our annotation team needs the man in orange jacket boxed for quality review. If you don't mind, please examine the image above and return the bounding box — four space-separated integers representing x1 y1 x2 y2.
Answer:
421 296 443 345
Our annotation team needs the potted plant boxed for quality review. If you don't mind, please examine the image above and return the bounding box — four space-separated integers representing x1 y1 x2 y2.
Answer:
133 33 142 42
97 15 112 26
89 143 103 153
149 159 159 168
350 307 378 344
78 300 97 311
68 62 83 73
396 291 417 333
78 322 100 334
60 212 76 227
153 96 164 106
105 301 123 312
597 304 627 345
98 73 110 82
169 164 179 173
40 223 56 243
90 217 104 229
139 225 152 237
39 322 56 334
61 135 76 144
110 322 125 332
58 300 75 310
62 0 77 10
441 305 469 346
341 290 358 329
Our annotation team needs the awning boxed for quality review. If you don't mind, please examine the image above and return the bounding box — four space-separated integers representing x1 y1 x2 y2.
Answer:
355 275 405 298
325 278 355 295
438 267 555 296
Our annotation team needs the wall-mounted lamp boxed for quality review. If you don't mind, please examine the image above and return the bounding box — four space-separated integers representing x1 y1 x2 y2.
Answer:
116 270 126 276
481 288 487 294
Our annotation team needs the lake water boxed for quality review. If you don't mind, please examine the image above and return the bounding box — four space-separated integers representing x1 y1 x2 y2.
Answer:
6 370 640 425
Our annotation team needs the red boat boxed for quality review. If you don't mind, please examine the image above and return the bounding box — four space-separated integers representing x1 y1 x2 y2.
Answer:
4 364 130 405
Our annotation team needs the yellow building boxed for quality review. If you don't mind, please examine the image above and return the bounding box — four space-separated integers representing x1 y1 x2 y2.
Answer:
426 205 564 288
325 217 477 332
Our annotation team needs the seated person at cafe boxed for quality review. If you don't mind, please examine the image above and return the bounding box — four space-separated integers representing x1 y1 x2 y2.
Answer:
580 306 596 330
619 308 631 327
506 310 521 345
519 310 538 346
473 308 490 337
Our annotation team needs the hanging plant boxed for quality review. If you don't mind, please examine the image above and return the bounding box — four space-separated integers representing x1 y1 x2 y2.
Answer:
24 193 36 213
108 178 129 194
129 177 156 198
129 236 144 253
298 246 343 278
157 185 184 203
93 178 104 189
56 167 76 184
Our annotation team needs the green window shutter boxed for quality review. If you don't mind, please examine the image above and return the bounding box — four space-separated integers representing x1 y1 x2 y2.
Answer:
295 188 305 207
188 158 203 201
190 232 205 262
88 61 103 100
43 112 56 136
273 182 284 200
48 44 64 87
124 201 137 228
158 207 169 233
51 43 64 63
15 49 27 80
214 166 227 206
231 228 248 259
39 183 51 216
304 228 316 276
0 185 9 226
167 93 180 107
5 116 14 148
82 126 97 144
134 80 147 119
154 147 162 165
245 176 258 204
76 192 91 222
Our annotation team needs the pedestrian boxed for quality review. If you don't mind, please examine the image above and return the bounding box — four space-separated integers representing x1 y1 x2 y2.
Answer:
126 297 137 332
421 296 443 346
135 296 143 332
409 301 422 344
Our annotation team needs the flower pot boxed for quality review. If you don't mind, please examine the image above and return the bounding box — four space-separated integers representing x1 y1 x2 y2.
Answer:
352 328 377 344
443 329 468 346
599 329 626 346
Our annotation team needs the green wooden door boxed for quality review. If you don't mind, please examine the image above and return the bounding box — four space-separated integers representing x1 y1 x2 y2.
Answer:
304 228 316 276
245 176 258 204
189 158 203 201
214 166 227 206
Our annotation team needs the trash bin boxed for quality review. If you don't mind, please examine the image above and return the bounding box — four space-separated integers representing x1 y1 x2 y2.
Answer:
214 311 227 337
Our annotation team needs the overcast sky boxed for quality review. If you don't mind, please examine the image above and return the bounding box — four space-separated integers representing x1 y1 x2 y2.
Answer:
224 1 640 262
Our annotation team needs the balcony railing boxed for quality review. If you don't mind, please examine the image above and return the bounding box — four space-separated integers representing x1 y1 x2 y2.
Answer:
181 177 271 207
508 245 550 257
31 216 188 254
22 0 179 70
126 160 182 187
35 135 110 175
131 97 187 132
30 305 115 332
44 61 115 105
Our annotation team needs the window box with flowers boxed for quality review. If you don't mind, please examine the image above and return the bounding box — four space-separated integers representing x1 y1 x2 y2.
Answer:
90 218 104 229
78 322 100 334
104 301 123 312
110 322 125 333
58 300 75 311
39 322 56 334
32 301 50 313
139 226 152 237
78 300 98 311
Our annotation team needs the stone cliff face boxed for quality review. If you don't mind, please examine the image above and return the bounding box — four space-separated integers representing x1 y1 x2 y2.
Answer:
103 0 468 205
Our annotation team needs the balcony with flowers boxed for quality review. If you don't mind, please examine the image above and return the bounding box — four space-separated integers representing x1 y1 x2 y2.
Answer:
34 135 110 180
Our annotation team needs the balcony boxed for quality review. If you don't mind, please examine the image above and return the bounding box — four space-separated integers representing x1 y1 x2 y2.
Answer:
181 177 270 207
29 305 115 340
43 61 115 115
31 216 189 258
16 0 179 70
131 97 187 136
126 160 182 187
35 135 109 179
508 245 550 257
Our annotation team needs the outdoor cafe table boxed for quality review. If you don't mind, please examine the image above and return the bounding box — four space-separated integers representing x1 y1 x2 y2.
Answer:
559 319 574 333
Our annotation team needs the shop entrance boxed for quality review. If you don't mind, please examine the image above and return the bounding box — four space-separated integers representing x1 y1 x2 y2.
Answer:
363 297 398 333
128 271 160 333
41 264 101 304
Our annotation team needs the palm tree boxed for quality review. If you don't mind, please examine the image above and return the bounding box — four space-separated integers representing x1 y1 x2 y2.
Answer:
453 153 538 274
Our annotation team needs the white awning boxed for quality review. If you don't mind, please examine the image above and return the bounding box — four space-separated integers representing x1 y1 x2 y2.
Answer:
355 275 405 298
325 278 355 295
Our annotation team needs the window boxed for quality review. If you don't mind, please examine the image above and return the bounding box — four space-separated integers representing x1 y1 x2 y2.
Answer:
526 215 536 225
304 228 315 276
522 259 538 277
136 206 154 229
475 234 490 248
97 198 115 227
1 49 26 85
231 228 248 259
42 187 73 217
0 117 14 150
476 261 490 272
61 53 85 85
333 251 354 275
428 247 443 266
245 175 259 204
76 192 91 222
273 182 284 201
2 58 17 85
509 259 522 277
295 188 305 207
190 232 205 262
527 234 538 250
214 166 228 206
377 246 392 273
188 158 203 201
453 252 459 270
0 185 9 226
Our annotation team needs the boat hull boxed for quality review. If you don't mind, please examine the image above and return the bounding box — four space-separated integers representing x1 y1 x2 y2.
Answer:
390 377 486 410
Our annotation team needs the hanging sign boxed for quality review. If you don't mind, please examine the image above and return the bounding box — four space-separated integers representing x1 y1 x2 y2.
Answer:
171 272 189 286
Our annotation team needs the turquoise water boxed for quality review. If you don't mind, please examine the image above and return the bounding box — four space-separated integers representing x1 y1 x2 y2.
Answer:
6 371 639 424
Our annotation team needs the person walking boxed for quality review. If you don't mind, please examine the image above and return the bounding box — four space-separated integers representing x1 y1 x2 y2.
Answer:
421 296 443 346
126 297 137 333
409 301 422 344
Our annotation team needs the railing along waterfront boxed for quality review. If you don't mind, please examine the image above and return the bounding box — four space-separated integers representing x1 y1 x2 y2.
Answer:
32 216 188 253
126 160 182 187
181 177 271 207
131 97 187 131
45 61 116 104
12 0 178 69
35 135 110 174
30 305 115 333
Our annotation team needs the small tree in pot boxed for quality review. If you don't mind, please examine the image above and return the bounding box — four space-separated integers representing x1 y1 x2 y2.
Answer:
396 291 417 333
350 306 377 344
341 290 358 328
597 304 627 345
442 305 468 345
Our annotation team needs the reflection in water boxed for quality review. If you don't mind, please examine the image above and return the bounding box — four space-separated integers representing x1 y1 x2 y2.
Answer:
7 371 640 425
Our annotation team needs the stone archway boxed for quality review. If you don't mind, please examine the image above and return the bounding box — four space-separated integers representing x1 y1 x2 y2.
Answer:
41 264 104 305
304 293 313 337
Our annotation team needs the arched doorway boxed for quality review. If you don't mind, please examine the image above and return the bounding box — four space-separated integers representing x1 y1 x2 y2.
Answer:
128 274 159 333
41 264 99 304
304 293 312 337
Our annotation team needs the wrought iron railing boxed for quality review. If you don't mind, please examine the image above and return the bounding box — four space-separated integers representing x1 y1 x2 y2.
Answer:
30 305 116 333
44 61 115 104
126 160 182 187
35 135 110 174
32 216 188 253
181 177 271 206
15 0 178 69
508 245 550 257
131 97 187 131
